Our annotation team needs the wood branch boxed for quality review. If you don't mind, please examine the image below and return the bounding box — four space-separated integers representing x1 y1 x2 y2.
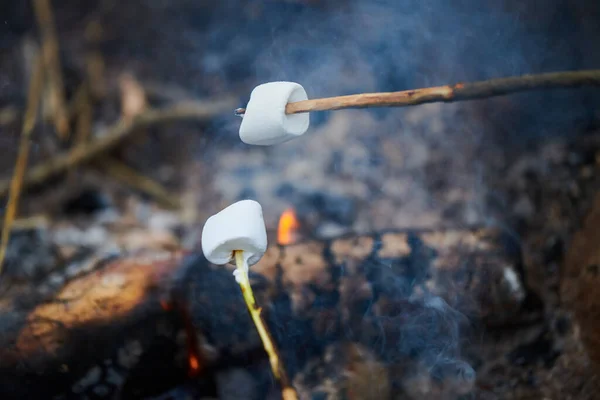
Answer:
74 83 93 145
234 70 600 115
0 228 525 399
0 55 44 278
32 0 70 139
95 157 181 209
70 75 179 210
0 98 236 198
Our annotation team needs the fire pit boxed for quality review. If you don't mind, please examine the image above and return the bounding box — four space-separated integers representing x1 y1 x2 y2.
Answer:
1 1 600 399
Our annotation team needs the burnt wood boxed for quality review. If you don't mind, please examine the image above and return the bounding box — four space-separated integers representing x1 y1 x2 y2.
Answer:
0 228 525 399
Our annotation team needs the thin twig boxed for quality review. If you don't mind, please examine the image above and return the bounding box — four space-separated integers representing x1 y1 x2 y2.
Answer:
65 83 92 186
234 69 600 116
233 251 298 400
95 157 181 209
33 0 70 139
0 98 235 198
10 215 49 231
74 83 93 145
84 20 106 100
0 55 44 278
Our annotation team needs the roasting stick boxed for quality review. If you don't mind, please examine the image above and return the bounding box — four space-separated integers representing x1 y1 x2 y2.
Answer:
201 200 298 400
233 252 282 370
235 70 600 117
0 55 44 279
233 250 297 400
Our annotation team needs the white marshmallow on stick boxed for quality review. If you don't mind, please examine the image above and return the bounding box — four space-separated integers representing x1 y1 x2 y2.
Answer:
201 200 295 393
239 82 310 146
201 200 268 283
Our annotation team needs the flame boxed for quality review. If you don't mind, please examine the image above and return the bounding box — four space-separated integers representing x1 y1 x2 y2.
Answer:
188 353 200 374
278 208 300 245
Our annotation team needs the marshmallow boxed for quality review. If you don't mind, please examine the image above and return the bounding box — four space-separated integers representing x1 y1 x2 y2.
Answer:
201 200 268 267
239 82 310 146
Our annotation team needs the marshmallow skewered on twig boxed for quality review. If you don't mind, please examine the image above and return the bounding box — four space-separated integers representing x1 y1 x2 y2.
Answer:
201 200 297 400
235 70 600 145
239 82 309 146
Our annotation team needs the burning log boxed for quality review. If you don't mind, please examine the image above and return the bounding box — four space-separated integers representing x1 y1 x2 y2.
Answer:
250 227 526 327
188 227 526 398
0 252 191 400
0 227 525 399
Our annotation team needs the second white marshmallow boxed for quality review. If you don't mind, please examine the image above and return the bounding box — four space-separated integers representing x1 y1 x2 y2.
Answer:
201 200 268 266
239 82 310 146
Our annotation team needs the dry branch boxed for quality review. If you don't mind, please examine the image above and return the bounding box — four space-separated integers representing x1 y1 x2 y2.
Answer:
32 0 70 139
235 70 600 115
95 156 181 209
0 98 236 198
74 84 93 144
233 250 297 399
0 55 44 278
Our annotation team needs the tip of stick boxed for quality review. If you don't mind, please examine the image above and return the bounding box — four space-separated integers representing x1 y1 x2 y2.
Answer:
234 108 245 117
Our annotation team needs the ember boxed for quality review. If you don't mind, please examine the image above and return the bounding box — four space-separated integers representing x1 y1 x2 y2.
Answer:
188 354 200 374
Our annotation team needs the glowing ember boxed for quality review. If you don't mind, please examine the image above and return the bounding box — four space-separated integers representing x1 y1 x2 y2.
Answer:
159 299 172 311
278 208 300 245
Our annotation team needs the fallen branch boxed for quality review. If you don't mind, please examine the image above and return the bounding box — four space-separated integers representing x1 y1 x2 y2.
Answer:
235 69 600 115
0 55 44 278
0 98 236 198
95 156 181 209
33 0 70 139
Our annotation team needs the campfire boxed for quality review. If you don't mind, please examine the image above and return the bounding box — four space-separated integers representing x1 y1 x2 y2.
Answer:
0 1 600 400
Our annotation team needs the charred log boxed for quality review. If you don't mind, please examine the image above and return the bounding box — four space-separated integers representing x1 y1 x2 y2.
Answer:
0 253 192 400
562 193 600 372
0 228 526 399
186 227 526 399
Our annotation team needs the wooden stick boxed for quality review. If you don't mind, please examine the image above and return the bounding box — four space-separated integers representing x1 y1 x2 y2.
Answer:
233 250 298 400
95 156 181 209
0 55 44 278
0 98 235 198
33 0 70 139
234 70 600 116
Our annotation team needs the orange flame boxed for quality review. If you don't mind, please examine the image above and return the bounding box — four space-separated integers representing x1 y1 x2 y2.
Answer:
278 208 300 245
188 353 200 374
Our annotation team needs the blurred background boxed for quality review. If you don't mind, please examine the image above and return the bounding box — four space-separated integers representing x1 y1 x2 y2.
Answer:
0 0 599 233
